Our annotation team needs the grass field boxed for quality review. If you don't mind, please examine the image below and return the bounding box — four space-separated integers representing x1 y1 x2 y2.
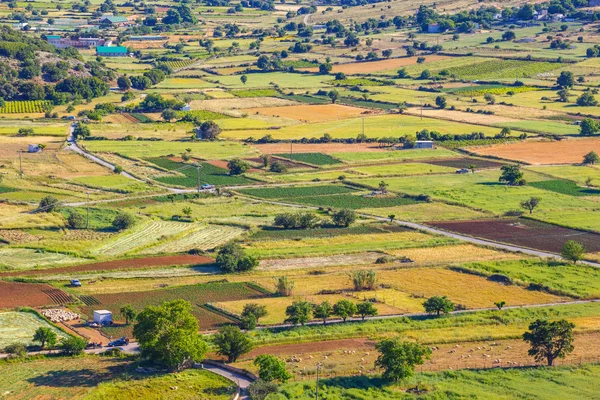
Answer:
529 179 600 197
238 184 356 199
0 248 84 271
276 364 600 399
332 149 458 164
459 259 600 299
139 224 246 254
293 193 420 209
147 158 254 186
353 163 457 176
275 152 342 166
0 311 68 348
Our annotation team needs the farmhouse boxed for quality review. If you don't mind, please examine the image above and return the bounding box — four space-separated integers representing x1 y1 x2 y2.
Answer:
46 35 105 49
96 45 128 57
98 16 129 26
415 140 434 149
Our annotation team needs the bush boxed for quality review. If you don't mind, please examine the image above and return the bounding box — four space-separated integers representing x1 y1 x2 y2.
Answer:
61 336 87 355
38 196 59 212
67 211 85 229
112 213 135 231
247 379 278 400
332 209 356 227
4 342 27 357
216 242 258 273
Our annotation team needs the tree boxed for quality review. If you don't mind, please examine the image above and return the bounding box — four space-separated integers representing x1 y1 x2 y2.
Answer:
332 209 356 227
161 109 177 122
213 325 253 363
285 300 313 326
269 161 287 173
67 211 85 229
216 242 258 273
33 327 57 349
388 214 395 223
120 304 137 325
254 354 292 383
557 71 574 88
382 49 393 58
314 300 333 325
576 92 598 107
494 301 506 310
333 299 357 322
499 164 525 186
378 180 388 194
319 63 332 74
328 90 339 104
247 380 278 400
484 93 496 104
580 118 599 136
356 301 378 321
72 124 90 140
196 120 222 140
557 88 570 103
423 296 454 316
523 319 575 366
242 303 268 324
583 151 600 165
134 300 207 370
274 276 295 296
561 240 586 263
117 76 131 90
61 336 87 355
38 196 59 213
435 95 447 109
112 213 135 231
375 339 431 382
240 75 247 85
227 158 250 175
520 197 541 214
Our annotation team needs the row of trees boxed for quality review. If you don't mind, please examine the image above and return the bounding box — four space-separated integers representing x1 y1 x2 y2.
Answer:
273 209 357 229
285 299 378 326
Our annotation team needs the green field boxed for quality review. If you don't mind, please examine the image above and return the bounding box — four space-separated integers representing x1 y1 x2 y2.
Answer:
147 158 254 187
458 259 600 298
275 152 342 166
293 193 420 209
238 184 356 199
0 311 68 348
529 180 600 197
332 149 459 164
276 364 600 399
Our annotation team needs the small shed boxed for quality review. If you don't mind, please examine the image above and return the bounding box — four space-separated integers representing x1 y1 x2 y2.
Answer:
415 140 433 149
93 310 113 325
28 144 41 153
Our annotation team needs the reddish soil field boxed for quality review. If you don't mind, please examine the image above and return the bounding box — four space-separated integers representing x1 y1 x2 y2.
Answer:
423 157 505 170
428 218 600 254
0 255 214 278
0 281 62 308
253 142 388 155
472 138 600 165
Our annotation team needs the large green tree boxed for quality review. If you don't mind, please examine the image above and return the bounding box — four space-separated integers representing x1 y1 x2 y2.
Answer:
253 354 292 383
33 327 57 349
523 319 575 366
375 339 431 382
423 296 454 316
213 325 253 363
285 300 313 326
133 300 207 370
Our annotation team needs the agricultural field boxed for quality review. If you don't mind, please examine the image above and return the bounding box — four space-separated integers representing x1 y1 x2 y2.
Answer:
3 2 600 398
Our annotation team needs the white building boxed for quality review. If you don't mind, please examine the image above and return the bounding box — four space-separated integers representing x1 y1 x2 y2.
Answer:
415 140 433 149
93 310 113 325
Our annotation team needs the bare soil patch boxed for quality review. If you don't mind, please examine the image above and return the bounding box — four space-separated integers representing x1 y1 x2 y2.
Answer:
253 142 387 155
259 252 384 271
0 255 214 278
0 281 60 308
472 138 600 165
428 218 600 254
248 104 372 123
301 55 451 74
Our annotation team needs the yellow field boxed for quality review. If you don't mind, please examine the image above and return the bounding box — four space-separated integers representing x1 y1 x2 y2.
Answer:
389 244 522 265
360 202 490 221
379 268 568 308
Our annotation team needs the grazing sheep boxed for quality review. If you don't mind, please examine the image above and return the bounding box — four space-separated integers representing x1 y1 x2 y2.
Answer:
449 349 456 354
505 346 512 350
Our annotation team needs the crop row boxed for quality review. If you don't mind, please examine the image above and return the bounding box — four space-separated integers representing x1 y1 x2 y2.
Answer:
293 194 420 209
141 224 246 254
94 220 193 256
238 185 356 199
159 59 196 70
176 110 231 120
232 88 280 98
445 60 561 80
441 138 516 149
448 85 539 97
0 100 53 114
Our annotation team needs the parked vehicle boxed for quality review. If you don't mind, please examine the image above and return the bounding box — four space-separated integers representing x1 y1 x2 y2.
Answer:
108 337 129 347
456 168 469 174
70 279 82 287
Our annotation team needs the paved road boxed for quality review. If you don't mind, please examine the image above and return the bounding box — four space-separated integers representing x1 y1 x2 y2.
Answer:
203 363 254 399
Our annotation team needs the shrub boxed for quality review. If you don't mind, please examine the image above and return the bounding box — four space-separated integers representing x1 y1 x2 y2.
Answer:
67 211 86 229
216 242 258 273
61 336 87 355
4 343 27 357
247 380 278 400
332 209 356 227
112 213 135 231
38 196 59 212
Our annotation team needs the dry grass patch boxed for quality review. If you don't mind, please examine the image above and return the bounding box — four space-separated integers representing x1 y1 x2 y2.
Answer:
254 142 387 154
379 268 569 308
190 97 297 113
472 138 600 165
389 244 522 266
301 55 452 74
248 104 371 123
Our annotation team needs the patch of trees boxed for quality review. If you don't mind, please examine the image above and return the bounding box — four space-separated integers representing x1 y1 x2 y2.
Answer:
216 242 259 273
285 299 378 326
135 93 184 112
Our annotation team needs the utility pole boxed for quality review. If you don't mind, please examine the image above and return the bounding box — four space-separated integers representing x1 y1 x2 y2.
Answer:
86 192 90 230
316 363 322 400
19 152 22 178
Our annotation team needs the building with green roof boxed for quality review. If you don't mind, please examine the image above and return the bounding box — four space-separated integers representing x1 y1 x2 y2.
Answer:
96 46 127 57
